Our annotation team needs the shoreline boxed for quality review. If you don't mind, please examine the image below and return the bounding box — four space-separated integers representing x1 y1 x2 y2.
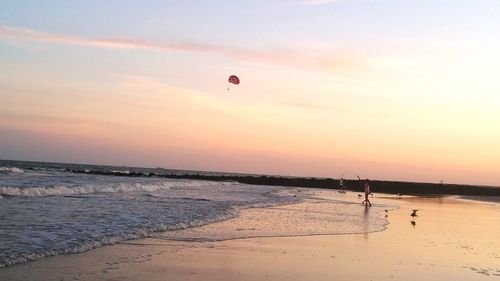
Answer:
1 191 498 281
457 195 500 204
0 189 389 270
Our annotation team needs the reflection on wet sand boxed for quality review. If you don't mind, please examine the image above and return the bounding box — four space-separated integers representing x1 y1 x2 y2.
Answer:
363 205 370 240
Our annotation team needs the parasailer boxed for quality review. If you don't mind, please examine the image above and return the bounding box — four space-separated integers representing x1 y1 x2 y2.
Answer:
228 75 240 85
227 75 240 92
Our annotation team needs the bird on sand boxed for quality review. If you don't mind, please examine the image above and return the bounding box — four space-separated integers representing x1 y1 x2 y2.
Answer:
357 194 362 198
411 210 419 217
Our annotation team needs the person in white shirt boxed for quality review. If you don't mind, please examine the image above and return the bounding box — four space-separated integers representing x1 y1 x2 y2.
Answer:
339 178 345 193
363 179 372 206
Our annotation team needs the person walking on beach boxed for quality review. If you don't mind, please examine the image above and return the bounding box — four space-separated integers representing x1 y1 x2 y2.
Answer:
363 179 372 206
339 178 346 193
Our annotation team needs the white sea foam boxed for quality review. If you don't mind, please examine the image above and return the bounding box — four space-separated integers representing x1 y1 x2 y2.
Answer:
0 180 236 197
0 208 240 268
0 191 301 268
160 190 395 242
0 167 24 173
0 163 314 269
110 170 131 174
0 180 299 268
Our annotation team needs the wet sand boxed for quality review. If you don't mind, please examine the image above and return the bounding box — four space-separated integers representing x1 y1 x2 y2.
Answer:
1 191 499 281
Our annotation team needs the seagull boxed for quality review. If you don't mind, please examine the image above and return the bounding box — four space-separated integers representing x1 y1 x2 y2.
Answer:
411 210 419 217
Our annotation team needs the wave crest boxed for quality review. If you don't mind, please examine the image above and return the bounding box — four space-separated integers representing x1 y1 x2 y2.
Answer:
0 180 235 197
0 167 24 174
0 209 239 268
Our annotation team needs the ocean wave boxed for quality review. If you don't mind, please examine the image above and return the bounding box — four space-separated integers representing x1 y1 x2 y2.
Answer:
0 208 239 268
0 167 25 174
71 168 155 177
0 180 236 197
0 189 298 268
110 170 131 174
0 164 297 270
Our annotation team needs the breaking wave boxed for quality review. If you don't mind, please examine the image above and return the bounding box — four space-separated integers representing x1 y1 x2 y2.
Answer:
0 167 25 174
0 208 239 268
0 180 236 197
0 163 299 269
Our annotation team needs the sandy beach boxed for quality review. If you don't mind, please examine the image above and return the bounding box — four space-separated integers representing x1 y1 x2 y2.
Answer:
1 189 499 281
3 1 500 280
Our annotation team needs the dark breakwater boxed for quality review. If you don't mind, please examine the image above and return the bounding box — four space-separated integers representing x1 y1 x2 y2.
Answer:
2 159 499 196
69 170 500 196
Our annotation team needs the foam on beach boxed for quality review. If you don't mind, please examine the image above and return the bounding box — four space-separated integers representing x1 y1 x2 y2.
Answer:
160 190 394 242
0 207 240 268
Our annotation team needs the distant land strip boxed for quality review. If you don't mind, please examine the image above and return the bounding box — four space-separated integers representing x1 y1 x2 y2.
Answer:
3 159 499 196
67 169 500 196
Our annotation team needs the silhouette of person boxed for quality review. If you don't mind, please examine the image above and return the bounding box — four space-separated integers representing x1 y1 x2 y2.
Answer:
363 179 372 206
339 178 346 193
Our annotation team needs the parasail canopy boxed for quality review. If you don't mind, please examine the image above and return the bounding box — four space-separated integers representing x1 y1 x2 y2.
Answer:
228 75 240 85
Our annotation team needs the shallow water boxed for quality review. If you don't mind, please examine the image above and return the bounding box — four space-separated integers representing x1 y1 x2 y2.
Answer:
0 163 298 267
0 160 395 268
160 189 394 241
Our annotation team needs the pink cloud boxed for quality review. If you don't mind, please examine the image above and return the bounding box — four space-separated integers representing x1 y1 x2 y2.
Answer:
302 0 360 5
0 25 368 76
0 25 216 51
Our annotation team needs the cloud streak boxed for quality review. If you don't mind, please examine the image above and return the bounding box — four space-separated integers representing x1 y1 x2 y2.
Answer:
302 0 356 5
0 25 368 76
4 25 479 79
0 25 227 52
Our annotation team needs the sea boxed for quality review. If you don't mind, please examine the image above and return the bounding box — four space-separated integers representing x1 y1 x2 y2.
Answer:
0 160 306 267
0 160 388 268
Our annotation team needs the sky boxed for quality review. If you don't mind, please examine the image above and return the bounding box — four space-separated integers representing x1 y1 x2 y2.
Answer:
1 0 500 185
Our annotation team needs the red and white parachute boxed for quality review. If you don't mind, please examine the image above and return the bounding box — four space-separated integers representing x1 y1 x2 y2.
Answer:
227 75 240 92
228 75 240 85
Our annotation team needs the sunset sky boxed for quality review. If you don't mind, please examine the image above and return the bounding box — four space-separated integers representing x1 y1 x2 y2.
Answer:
1 0 500 185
